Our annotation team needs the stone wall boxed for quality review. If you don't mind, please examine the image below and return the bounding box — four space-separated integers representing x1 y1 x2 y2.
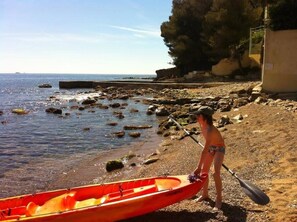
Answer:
262 29 297 92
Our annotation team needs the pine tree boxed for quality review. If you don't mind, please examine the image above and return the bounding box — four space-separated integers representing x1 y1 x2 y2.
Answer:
202 0 262 64
161 0 213 76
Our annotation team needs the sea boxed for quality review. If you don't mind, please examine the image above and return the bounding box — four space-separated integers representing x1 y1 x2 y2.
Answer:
0 73 160 198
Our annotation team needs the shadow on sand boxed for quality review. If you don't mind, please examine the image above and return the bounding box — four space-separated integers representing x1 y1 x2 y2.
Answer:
120 201 247 222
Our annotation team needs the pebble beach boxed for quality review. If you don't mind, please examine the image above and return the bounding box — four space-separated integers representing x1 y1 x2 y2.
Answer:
1 76 297 221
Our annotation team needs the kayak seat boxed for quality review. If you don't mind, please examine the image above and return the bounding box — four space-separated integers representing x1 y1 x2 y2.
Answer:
155 178 180 191
74 195 108 209
26 191 76 217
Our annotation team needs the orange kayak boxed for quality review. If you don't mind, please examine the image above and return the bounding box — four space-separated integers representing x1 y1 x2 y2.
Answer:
0 174 207 222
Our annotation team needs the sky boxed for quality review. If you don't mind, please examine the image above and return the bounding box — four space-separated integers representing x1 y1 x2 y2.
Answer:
0 0 174 74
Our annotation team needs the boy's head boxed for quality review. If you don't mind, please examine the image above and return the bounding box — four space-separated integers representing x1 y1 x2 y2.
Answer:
193 106 214 125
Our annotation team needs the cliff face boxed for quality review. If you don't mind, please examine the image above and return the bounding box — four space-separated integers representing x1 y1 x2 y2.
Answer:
155 67 179 80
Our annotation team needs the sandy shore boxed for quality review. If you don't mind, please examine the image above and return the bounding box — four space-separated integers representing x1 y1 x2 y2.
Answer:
48 81 297 222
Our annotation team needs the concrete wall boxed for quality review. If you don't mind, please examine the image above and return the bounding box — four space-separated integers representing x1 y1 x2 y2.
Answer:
262 29 297 92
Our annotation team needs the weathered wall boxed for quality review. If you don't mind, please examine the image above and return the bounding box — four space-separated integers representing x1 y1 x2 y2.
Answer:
262 29 297 92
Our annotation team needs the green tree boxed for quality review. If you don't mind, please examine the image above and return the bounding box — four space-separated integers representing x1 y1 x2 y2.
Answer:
269 0 297 31
202 0 263 64
161 0 213 76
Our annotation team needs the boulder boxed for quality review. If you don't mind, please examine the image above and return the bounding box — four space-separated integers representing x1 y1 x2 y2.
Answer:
106 160 124 172
155 67 179 80
128 132 141 138
81 99 96 105
45 108 62 114
212 51 252 76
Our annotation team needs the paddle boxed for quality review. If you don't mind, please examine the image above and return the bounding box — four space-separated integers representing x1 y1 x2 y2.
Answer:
168 115 270 205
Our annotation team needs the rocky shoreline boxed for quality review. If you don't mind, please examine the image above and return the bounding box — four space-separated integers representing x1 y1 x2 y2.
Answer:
50 81 297 222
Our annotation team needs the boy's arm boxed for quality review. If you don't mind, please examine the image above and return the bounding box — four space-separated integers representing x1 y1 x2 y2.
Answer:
194 131 212 176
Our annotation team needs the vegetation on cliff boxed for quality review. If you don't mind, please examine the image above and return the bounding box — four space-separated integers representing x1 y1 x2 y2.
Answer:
160 0 296 77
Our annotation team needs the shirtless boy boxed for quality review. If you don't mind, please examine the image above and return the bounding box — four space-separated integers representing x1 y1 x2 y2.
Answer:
193 106 225 210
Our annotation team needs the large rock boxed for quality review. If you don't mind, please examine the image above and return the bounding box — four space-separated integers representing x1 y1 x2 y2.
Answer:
46 108 62 114
106 160 124 172
212 51 253 76
155 67 179 80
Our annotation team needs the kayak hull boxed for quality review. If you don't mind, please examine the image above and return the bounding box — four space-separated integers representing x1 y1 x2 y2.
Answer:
0 174 207 222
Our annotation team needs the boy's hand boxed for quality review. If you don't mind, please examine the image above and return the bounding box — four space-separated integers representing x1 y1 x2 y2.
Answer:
193 168 201 176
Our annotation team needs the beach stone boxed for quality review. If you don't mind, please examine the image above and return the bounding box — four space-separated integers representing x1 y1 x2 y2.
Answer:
124 125 152 130
122 151 136 161
218 99 232 112
38 83 52 88
81 99 96 105
217 115 232 128
107 122 118 126
148 105 158 111
113 131 125 138
45 108 62 114
233 98 249 108
0 110 3 115
129 132 141 138
110 103 121 108
99 105 109 109
143 158 159 165
11 108 29 115
118 95 129 100
130 108 139 113
155 106 170 116
146 110 154 115
233 114 244 121
106 160 124 172
113 111 124 119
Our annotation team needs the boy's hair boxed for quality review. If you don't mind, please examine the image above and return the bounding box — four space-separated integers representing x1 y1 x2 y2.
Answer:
200 113 213 125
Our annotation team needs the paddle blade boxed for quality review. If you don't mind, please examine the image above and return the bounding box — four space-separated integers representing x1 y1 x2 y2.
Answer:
238 178 270 205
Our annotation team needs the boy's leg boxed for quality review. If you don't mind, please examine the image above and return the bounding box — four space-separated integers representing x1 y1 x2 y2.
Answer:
213 152 224 209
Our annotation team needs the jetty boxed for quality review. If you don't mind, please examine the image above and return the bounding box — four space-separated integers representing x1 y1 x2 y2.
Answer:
59 80 226 90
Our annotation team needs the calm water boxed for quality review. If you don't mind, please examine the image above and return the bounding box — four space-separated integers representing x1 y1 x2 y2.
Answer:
0 73 158 197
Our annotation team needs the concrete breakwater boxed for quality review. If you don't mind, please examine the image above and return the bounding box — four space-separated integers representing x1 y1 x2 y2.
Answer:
59 80 225 89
